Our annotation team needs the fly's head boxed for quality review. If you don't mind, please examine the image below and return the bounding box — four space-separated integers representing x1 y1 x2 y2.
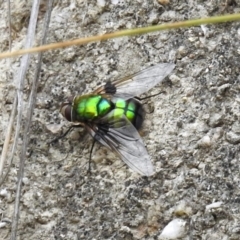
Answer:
60 96 75 122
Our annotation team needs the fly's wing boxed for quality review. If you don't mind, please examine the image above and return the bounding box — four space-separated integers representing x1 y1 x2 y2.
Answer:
93 63 175 99
85 116 154 176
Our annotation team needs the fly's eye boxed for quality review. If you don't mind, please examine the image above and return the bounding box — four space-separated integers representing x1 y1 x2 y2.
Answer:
60 103 72 122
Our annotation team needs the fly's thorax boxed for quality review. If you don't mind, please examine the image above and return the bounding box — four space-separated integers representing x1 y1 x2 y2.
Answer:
72 94 113 122
111 98 145 130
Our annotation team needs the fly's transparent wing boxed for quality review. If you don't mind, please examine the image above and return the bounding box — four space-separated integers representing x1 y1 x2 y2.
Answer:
94 63 175 99
85 116 154 176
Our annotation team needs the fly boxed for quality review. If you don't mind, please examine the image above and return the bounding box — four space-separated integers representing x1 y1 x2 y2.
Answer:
59 63 175 176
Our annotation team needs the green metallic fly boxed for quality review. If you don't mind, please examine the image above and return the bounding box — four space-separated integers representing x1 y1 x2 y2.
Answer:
60 63 175 176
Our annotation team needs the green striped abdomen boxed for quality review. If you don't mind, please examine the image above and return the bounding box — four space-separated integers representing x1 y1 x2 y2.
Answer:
110 98 144 130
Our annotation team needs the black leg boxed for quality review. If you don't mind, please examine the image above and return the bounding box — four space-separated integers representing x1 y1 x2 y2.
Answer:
135 91 165 101
49 125 83 144
88 138 96 174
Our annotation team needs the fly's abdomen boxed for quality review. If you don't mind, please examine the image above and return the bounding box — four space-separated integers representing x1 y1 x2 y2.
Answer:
111 98 144 130
73 95 112 121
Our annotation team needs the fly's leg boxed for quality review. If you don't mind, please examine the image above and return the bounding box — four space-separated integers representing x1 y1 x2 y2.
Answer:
135 91 165 101
135 91 165 114
48 126 73 144
88 138 97 174
49 125 83 144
